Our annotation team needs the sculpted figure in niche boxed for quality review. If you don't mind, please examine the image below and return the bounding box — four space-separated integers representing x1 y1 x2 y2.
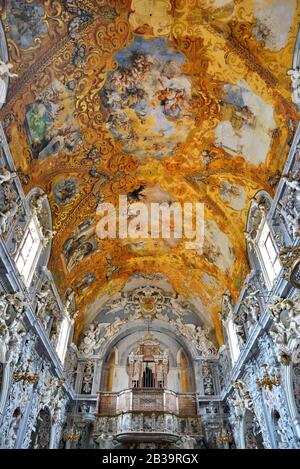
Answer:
5 407 22 449
268 295 300 363
246 195 270 243
220 290 234 322
30 193 47 217
233 316 247 344
277 170 300 238
243 290 260 323
0 203 22 235
232 380 253 414
283 171 300 201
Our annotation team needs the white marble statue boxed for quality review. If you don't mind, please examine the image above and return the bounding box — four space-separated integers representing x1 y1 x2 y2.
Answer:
287 66 300 105
0 204 20 234
0 168 17 185
30 194 47 217
0 60 18 106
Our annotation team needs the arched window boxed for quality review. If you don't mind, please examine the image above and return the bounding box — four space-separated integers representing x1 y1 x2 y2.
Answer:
56 317 71 364
106 350 116 392
14 216 43 286
179 349 189 393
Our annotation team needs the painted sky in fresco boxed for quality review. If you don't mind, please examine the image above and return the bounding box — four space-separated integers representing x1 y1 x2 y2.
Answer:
100 36 193 159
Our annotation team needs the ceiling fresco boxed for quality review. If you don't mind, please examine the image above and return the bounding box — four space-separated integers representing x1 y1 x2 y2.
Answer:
0 0 299 344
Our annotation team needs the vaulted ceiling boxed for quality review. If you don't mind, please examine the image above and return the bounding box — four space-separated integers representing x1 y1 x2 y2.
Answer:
1 0 299 344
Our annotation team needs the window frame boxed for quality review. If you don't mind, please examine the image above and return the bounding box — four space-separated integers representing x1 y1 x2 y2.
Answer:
56 317 71 364
14 216 43 287
227 318 240 364
256 220 281 290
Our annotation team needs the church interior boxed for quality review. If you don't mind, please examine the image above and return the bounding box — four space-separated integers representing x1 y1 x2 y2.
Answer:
0 0 300 450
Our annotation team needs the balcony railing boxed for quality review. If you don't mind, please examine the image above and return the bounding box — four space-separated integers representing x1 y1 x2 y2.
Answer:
93 411 202 440
96 388 198 417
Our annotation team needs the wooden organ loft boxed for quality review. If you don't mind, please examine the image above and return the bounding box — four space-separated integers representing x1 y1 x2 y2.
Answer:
128 334 169 389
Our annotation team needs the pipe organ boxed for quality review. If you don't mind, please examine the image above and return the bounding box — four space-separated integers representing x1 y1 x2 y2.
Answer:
128 334 169 389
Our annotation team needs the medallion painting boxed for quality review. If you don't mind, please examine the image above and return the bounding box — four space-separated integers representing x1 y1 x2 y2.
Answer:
62 219 98 272
52 178 78 206
100 36 193 159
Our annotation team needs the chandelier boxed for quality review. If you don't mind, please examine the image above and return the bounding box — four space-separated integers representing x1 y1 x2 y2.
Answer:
216 399 233 446
13 360 39 385
63 426 81 442
256 364 280 391
63 368 81 443
216 428 233 445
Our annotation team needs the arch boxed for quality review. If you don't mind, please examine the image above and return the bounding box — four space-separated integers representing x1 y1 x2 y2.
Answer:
95 318 205 363
178 349 189 393
283 340 300 440
271 409 282 449
29 407 52 449
106 349 116 392
242 409 264 449
7 407 22 448
99 324 197 393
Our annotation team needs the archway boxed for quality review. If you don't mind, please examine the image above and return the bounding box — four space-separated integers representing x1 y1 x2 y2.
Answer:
29 408 51 449
106 350 116 392
243 410 264 449
100 327 196 394
272 409 284 449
